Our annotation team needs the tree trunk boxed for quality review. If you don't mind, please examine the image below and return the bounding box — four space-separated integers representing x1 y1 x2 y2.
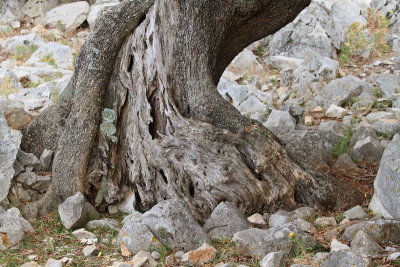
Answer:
21 0 362 220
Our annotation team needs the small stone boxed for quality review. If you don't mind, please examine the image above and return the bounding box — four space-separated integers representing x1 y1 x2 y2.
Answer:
330 239 349 252
39 149 53 171
321 250 370 267
269 210 293 228
44 258 64 267
58 192 99 229
151 251 160 261
174 251 185 258
315 217 337 227
82 245 99 257
293 219 314 233
86 218 119 231
203 202 250 240
343 206 368 220
292 207 315 221
326 104 348 118
304 115 314 126
127 251 157 267
60 257 73 265
27 255 38 261
72 229 96 240
313 252 329 264
350 230 383 256
312 106 324 113
259 251 287 267
182 243 217 264
20 262 42 267
214 263 235 267
247 213 266 225
388 252 400 261
385 247 399 252
108 205 119 214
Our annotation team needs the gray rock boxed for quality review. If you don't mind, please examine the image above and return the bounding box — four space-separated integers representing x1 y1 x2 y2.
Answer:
325 104 347 119
269 210 294 228
315 217 337 227
237 95 267 115
267 3 342 59
0 108 21 203
332 154 364 176
388 252 400 261
86 218 119 231
292 207 315 221
16 171 51 193
17 150 41 170
269 55 304 70
1 34 44 54
330 239 350 252
141 198 210 250
22 0 60 19
27 42 73 69
227 49 263 78
263 110 296 137
44 258 64 267
117 211 160 255
129 251 157 267
369 134 400 218
0 68 23 93
315 76 366 108
232 226 295 257
321 250 370 267
313 252 329 264
82 245 99 257
343 219 400 243
40 149 53 171
344 206 368 220
58 192 99 229
72 229 96 240
349 125 384 162
350 230 383 256
280 130 338 171
293 219 314 233
0 207 34 250
45 1 90 31
151 251 160 261
368 73 400 98
87 1 119 29
203 202 250 240
331 0 367 30
259 251 287 267
20 262 42 267
282 99 304 118
366 112 400 135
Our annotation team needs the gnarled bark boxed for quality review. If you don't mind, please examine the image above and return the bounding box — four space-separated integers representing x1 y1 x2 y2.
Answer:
21 0 362 220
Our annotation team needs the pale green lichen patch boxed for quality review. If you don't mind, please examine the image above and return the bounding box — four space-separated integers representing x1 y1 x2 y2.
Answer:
100 108 118 143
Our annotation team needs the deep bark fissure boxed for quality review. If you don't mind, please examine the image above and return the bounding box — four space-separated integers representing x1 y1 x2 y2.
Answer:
19 0 363 220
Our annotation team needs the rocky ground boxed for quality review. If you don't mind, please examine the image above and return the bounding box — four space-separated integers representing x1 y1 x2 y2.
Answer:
1 0 400 266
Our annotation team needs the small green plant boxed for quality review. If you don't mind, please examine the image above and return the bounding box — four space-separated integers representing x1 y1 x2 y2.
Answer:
289 232 308 259
376 131 396 140
0 77 19 96
372 87 382 98
254 46 265 57
332 118 359 158
55 20 66 31
14 44 38 61
335 214 346 223
40 53 57 67
339 9 390 67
